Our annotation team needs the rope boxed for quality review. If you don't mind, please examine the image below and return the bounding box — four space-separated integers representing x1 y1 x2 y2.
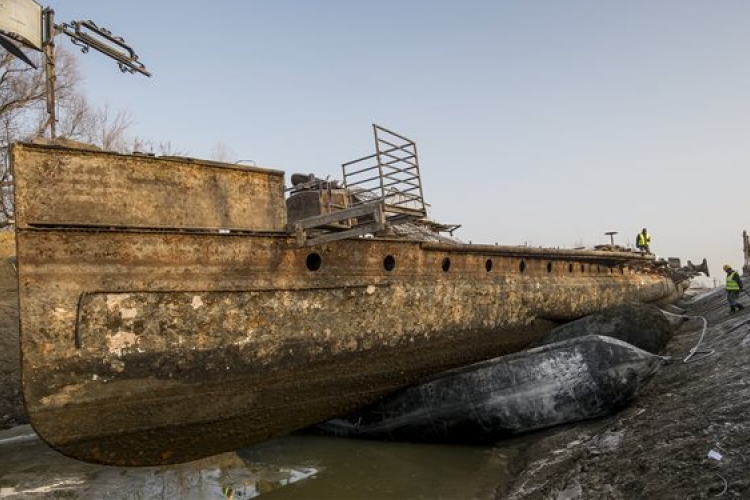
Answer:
660 310 712 363
712 474 728 497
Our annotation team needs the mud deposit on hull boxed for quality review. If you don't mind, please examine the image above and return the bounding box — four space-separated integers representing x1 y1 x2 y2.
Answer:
0 426 504 499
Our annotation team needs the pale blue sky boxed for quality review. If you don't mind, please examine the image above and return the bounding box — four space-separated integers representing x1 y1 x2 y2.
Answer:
45 1 750 278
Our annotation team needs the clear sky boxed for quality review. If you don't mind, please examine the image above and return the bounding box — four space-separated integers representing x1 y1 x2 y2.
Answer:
44 1 750 279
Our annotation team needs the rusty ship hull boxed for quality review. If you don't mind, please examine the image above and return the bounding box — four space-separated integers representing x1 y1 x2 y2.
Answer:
11 143 677 465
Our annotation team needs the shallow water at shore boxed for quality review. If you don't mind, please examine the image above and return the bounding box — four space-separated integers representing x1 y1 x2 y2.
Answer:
0 425 508 499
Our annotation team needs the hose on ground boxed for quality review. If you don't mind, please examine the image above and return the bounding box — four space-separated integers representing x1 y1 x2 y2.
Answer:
660 309 712 363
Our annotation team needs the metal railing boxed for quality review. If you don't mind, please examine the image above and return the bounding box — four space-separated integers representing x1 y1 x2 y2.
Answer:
341 124 427 221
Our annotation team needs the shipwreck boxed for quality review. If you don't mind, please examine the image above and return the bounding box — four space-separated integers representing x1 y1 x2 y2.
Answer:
12 125 681 466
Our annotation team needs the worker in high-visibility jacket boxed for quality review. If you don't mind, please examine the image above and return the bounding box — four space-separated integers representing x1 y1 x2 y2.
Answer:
636 228 651 254
723 264 745 314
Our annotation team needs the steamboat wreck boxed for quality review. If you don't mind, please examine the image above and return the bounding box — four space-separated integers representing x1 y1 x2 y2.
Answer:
12 126 680 466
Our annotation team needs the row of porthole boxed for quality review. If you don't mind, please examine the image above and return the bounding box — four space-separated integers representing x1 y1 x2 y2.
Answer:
306 252 627 275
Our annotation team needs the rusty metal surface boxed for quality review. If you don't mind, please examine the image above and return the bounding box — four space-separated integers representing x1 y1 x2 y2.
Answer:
16 228 676 465
11 144 679 466
11 143 286 231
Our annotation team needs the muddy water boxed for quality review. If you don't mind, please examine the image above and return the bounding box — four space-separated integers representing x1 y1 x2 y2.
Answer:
0 425 516 499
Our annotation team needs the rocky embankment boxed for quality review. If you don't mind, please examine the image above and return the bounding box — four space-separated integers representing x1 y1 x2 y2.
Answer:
497 282 750 499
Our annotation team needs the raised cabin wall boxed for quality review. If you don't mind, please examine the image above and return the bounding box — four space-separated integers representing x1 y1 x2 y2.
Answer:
11 143 287 232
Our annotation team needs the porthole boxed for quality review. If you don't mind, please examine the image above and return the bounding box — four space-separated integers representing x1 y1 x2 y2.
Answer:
306 252 322 272
442 257 451 272
485 259 493 272
383 255 396 272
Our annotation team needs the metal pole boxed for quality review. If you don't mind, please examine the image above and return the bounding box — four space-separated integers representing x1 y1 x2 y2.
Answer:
43 8 56 139
743 230 750 276
373 124 385 201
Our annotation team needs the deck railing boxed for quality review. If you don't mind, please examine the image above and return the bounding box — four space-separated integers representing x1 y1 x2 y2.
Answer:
341 124 427 222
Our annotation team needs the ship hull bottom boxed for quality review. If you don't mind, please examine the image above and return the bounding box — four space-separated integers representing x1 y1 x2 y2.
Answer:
29 319 558 466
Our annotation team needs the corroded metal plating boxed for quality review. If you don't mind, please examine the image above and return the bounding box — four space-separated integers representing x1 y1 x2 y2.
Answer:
12 143 677 465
